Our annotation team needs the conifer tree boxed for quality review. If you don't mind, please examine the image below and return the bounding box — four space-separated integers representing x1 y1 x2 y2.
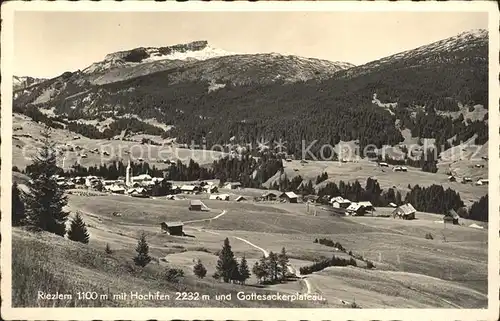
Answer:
252 257 269 284
268 251 279 282
277 247 289 280
105 243 113 254
24 127 69 235
215 238 238 283
238 255 251 284
12 182 26 226
193 259 208 279
133 232 152 267
67 212 90 244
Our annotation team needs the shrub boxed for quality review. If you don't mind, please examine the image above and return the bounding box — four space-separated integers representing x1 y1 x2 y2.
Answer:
193 259 207 279
163 268 185 283
366 261 375 269
425 233 434 240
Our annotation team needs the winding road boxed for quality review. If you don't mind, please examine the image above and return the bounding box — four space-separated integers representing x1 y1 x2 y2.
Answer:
184 209 313 295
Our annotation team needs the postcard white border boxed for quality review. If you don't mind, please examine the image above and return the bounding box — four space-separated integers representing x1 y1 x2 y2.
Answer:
1 1 499 320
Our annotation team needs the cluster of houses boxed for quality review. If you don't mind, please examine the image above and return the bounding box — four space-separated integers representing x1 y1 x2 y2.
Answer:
448 175 488 186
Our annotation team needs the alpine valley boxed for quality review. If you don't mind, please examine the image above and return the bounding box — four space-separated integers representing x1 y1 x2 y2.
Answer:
11 29 490 309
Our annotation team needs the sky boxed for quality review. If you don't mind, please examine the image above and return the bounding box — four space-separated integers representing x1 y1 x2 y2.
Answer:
13 11 488 78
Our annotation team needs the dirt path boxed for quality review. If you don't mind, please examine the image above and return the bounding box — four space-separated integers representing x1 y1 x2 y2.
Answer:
183 210 227 224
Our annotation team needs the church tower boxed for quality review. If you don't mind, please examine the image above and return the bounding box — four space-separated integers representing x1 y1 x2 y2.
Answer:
126 159 131 187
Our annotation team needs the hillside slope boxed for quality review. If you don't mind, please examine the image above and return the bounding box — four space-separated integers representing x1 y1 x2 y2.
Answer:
13 30 488 158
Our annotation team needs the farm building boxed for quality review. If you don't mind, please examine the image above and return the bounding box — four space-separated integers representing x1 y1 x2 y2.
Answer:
203 185 218 194
392 203 416 220
189 200 207 211
443 209 460 225
128 187 149 198
346 203 366 216
109 185 126 194
209 194 230 201
262 191 278 201
330 196 352 209
378 162 389 167
358 201 374 213
280 192 299 203
393 166 408 172
389 202 397 208
165 195 181 200
223 182 242 189
448 176 456 182
181 185 198 194
462 177 473 184
160 222 184 236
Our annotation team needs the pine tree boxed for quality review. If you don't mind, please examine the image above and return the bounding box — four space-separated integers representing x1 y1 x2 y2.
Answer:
238 255 251 284
215 238 239 283
133 232 152 267
268 251 279 282
193 259 208 279
252 257 268 284
105 243 113 254
12 182 25 226
277 247 289 280
67 212 90 244
24 127 69 235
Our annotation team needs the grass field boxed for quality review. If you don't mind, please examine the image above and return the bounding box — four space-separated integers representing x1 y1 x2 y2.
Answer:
13 189 482 308
12 113 227 170
11 113 490 308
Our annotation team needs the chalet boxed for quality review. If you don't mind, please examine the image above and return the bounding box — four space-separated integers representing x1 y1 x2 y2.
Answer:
223 182 242 190
109 185 126 194
280 192 299 203
330 196 351 209
209 194 229 201
462 177 473 184
235 196 247 202
448 176 456 182
378 162 389 167
389 202 397 208
358 201 374 213
393 166 408 172
203 185 218 194
346 203 366 216
443 209 460 225
285 158 293 162
128 187 149 198
181 185 198 194
132 174 152 182
475 164 485 168
160 222 184 236
189 200 203 211
262 192 278 201
392 203 416 220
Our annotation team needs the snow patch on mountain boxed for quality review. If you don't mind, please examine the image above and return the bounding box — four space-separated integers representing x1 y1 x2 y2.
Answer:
142 45 239 63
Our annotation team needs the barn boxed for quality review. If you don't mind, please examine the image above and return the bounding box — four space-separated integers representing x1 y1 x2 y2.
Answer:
189 200 203 211
262 191 278 201
358 201 374 213
280 192 299 203
444 209 460 225
346 203 366 216
330 196 351 209
392 203 416 220
160 222 184 236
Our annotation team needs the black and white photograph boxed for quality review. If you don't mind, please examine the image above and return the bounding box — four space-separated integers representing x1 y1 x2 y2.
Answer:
1 1 498 320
